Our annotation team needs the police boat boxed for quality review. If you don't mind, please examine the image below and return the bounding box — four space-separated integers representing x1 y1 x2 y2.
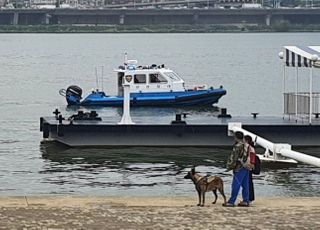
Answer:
59 60 226 107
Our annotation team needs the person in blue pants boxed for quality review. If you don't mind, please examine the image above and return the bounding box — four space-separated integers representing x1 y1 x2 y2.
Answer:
223 131 250 207
228 167 250 206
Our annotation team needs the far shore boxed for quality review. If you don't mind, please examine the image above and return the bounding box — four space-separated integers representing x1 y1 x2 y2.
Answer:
1 23 320 33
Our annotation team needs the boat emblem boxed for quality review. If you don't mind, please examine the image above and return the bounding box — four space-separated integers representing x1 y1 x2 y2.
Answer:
125 75 133 83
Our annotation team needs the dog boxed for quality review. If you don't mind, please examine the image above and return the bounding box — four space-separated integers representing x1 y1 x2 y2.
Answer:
184 167 226 207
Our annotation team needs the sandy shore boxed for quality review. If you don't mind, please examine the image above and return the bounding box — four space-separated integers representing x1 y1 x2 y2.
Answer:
0 196 319 229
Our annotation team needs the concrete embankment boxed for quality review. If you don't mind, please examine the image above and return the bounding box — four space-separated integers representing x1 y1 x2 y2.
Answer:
1 9 320 33
1 9 320 27
0 196 319 229
1 24 320 33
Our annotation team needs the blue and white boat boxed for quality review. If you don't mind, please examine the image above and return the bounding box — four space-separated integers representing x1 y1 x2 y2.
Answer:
60 59 226 107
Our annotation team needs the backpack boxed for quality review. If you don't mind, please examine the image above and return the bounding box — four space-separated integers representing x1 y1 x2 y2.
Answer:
252 155 261 175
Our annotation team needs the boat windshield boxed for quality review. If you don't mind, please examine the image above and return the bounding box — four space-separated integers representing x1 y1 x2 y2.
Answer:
164 71 181 81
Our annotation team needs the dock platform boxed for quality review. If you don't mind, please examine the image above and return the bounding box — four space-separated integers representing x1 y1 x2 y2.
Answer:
41 112 320 147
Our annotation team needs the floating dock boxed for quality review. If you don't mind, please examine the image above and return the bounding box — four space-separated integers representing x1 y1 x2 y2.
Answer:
40 111 320 147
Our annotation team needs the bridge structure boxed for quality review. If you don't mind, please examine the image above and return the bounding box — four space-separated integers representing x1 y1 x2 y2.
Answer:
104 0 217 8
0 8 320 26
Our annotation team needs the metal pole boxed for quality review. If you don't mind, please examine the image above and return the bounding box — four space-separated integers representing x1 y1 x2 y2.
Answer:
95 67 99 90
124 52 128 66
101 66 104 92
118 76 134 125
283 64 286 118
280 148 320 167
230 125 274 151
295 66 298 117
309 66 313 124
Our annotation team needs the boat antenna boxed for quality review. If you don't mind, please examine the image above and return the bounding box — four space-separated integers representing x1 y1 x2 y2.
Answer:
101 65 104 92
95 66 99 91
124 52 128 69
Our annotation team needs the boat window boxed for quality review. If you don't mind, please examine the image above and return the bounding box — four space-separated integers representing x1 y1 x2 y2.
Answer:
134 74 146 84
149 73 167 84
164 72 181 81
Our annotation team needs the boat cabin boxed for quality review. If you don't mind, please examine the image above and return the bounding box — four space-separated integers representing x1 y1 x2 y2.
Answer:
115 62 185 96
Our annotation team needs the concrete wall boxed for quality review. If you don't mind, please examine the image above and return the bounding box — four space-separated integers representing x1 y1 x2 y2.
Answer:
1 9 320 26
0 13 13 25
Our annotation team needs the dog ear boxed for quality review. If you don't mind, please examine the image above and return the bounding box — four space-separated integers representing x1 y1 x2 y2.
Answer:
191 167 195 174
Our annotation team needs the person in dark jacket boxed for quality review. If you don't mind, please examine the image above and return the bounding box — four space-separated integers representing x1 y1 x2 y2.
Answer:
223 131 250 207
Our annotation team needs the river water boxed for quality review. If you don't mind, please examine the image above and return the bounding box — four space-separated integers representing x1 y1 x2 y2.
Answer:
0 33 319 196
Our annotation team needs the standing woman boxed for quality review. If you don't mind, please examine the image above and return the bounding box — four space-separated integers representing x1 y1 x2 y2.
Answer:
244 135 256 203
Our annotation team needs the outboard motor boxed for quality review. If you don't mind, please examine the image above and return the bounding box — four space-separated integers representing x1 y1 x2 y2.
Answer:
59 85 82 106
66 85 82 105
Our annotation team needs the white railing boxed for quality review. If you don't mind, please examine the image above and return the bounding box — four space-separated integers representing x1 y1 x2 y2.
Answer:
228 122 320 167
284 92 320 115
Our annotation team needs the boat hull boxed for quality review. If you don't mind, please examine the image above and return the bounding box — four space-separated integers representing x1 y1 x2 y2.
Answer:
67 89 226 107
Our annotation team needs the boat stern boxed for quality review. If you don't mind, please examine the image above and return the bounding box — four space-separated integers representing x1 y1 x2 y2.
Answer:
60 85 83 106
66 94 81 106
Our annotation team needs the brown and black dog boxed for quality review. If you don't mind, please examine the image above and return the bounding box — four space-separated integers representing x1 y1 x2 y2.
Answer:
184 167 226 207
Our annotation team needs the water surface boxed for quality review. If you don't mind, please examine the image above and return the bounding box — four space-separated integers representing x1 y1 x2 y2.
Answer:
0 33 319 196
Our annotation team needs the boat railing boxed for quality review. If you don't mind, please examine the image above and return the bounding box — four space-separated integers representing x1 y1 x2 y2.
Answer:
185 84 208 91
284 92 320 115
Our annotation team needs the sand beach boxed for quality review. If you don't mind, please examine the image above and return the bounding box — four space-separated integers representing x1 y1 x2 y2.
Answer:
0 196 319 229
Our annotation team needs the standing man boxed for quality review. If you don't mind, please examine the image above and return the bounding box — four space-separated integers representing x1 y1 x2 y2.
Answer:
223 131 250 207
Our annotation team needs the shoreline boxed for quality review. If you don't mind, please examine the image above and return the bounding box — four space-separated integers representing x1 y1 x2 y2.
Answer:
1 24 320 33
0 196 319 229
0 196 320 207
